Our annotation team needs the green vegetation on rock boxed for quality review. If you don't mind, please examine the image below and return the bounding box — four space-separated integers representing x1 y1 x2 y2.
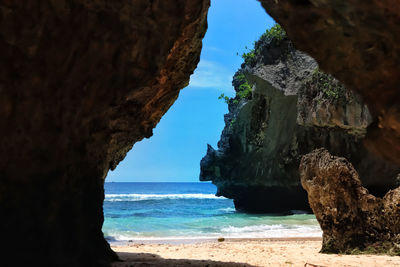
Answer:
241 45 256 66
259 24 286 43
218 73 253 105
219 24 287 105
305 68 347 104
229 118 236 130
241 24 286 66
236 73 253 99
218 93 230 104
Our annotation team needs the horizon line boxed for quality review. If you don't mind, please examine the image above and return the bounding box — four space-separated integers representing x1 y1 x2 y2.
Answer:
105 181 211 183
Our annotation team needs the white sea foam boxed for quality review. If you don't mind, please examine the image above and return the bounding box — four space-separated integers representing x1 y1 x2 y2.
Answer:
104 193 226 201
219 224 322 238
221 224 284 233
218 207 236 213
104 224 322 243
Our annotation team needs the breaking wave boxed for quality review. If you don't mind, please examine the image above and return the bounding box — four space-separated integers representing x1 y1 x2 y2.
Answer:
105 193 226 202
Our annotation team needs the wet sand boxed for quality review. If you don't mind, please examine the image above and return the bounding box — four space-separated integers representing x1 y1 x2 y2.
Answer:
112 237 400 266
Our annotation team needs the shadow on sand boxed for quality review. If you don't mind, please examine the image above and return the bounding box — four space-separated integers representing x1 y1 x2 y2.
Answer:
113 252 256 267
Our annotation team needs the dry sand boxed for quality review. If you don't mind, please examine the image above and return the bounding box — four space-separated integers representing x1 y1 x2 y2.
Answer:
111 238 400 267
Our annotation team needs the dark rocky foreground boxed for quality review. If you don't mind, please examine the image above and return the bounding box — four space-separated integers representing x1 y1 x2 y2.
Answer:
300 148 400 254
200 35 399 213
0 1 209 265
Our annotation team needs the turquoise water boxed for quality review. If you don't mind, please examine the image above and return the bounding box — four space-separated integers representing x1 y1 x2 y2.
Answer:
102 182 321 242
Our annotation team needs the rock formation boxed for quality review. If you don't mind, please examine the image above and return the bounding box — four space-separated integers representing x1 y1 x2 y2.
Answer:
0 1 209 265
259 0 400 165
200 31 399 213
300 148 400 254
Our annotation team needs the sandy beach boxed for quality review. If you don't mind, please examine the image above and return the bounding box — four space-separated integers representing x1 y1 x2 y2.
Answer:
111 238 400 267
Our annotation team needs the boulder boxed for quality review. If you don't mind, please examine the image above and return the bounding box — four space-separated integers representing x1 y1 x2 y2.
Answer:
300 148 400 254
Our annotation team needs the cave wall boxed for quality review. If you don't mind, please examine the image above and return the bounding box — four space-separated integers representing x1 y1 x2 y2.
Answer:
0 1 209 265
259 0 400 165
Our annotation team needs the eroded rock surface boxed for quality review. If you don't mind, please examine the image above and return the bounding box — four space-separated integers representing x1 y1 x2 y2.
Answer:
300 148 400 254
259 0 400 165
0 1 209 265
200 34 399 213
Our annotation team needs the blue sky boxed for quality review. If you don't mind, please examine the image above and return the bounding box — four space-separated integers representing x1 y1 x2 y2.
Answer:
107 0 275 182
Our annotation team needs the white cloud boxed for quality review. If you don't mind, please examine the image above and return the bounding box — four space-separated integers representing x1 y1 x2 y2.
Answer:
204 46 224 53
188 60 234 93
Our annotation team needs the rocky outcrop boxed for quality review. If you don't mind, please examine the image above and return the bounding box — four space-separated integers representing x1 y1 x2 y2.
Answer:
259 0 400 165
300 148 400 254
0 1 209 265
200 33 399 213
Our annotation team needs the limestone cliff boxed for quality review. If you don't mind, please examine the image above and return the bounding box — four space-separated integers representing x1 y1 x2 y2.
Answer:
200 30 399 213
0 1 209 265
259 0 400 166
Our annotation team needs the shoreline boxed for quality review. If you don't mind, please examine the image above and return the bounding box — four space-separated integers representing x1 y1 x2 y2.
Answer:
110 236 323 246
112 238 400 267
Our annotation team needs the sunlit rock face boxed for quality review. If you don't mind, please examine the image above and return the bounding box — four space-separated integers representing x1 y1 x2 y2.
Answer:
259 0 400 165
300 148 400 254
200 36 399 213
0 0 209 265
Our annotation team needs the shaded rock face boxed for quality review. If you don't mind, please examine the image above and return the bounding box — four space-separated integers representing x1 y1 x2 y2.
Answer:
0 1 209 265
259 0 400 165
300 148 400 254
200 37 399 213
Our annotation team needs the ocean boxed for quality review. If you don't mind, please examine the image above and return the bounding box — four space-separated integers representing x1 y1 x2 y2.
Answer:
102 182 321 243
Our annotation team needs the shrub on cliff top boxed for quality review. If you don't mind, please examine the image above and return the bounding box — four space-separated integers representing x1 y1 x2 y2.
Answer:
259 24 286 44
241 24 286 66
219 24 286 104
241 47 256 66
